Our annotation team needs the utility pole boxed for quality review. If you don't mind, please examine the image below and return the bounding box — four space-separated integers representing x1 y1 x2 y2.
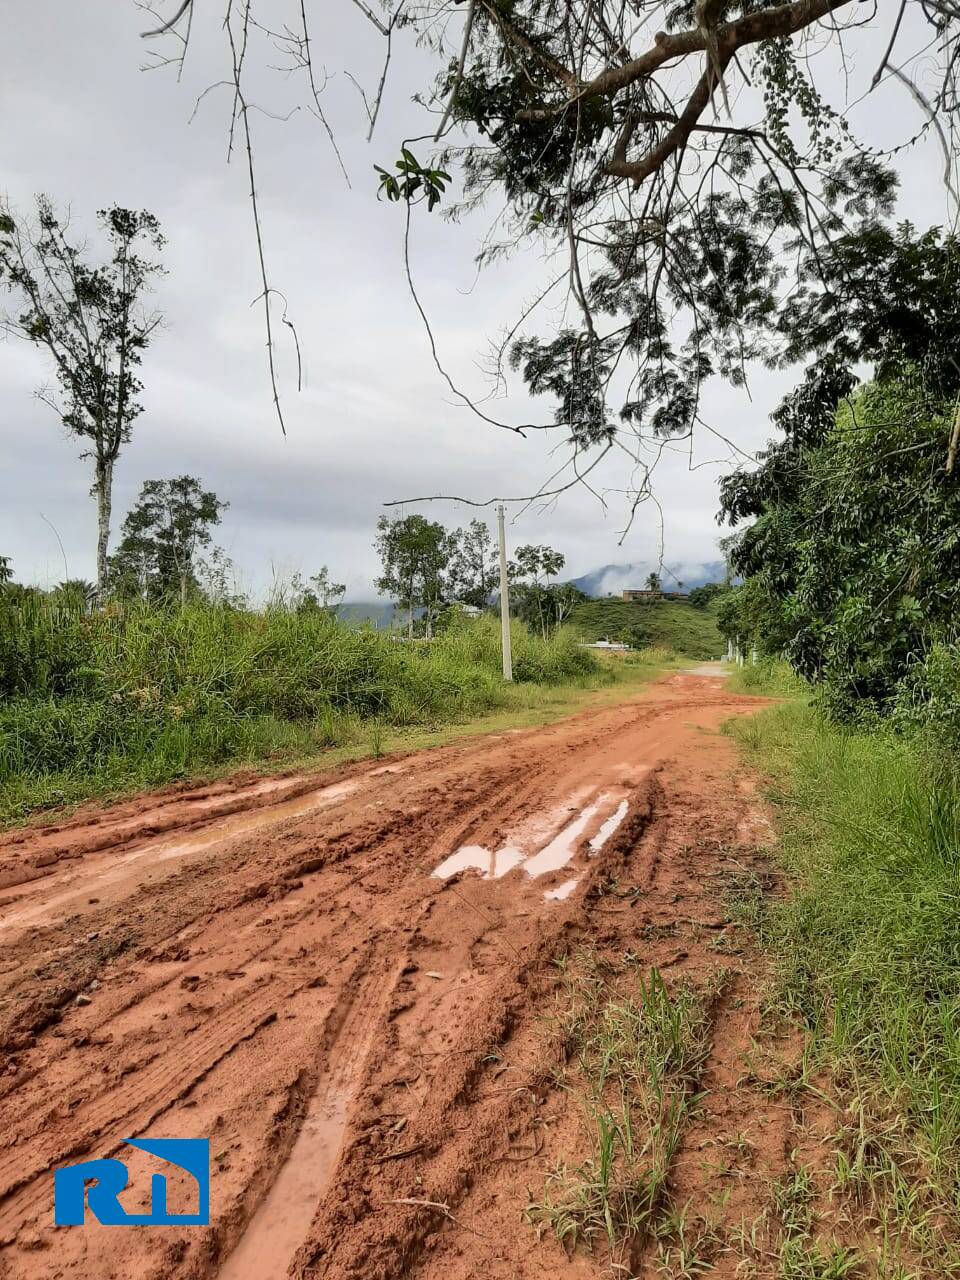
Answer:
497 503 513 682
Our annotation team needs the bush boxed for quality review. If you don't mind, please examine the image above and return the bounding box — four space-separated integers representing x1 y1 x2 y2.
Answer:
729 658 808 697
892 642 960 751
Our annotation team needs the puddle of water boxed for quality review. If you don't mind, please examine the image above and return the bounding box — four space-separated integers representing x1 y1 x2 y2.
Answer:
218 1087 349 1280
152 780 360 865
588 799 629 853
491 847 525 878
544 877 579 901
521 801 602 878
0 779 361 934
432 844 524 881
431 791 634 885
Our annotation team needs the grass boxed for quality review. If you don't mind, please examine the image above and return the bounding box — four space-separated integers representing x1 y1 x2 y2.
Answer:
0 597 679 826
569 598 724 660
527 951 718 1260
729 698 960 1270
727 657 810 698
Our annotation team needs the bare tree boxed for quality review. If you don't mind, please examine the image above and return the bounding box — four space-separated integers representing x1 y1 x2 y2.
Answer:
0 199 165 594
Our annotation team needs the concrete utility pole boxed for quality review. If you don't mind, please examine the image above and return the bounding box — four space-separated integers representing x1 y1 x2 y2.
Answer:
497 503 513 682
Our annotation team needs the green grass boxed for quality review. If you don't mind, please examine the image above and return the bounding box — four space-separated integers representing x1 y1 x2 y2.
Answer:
0 599 679 827
729 700 960 1266
569 598 724 660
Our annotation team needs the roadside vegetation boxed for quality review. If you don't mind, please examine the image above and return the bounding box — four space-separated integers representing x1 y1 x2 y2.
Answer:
730 690 960 1274
710 222 960 1270
0 600 617 824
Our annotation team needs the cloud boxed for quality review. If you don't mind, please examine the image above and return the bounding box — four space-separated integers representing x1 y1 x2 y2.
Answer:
0 6 950 598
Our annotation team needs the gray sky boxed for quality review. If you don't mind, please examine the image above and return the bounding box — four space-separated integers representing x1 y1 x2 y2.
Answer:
0 3 952 598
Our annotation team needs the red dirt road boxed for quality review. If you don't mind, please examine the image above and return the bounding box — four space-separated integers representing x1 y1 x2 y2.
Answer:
0 671 796 1279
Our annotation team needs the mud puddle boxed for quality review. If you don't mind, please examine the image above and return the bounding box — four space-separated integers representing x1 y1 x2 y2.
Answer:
432 787 632 887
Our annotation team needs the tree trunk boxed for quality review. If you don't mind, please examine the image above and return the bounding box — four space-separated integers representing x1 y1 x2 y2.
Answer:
408 585 414 639
94 455 114 598
180 572 188 607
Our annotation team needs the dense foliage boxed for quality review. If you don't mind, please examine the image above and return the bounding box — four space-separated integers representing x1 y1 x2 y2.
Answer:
720 375 960 718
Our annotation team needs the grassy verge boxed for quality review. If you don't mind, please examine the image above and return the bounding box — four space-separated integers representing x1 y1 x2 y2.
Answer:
729 695 960 1272
0 597 679 826
726 657 809 697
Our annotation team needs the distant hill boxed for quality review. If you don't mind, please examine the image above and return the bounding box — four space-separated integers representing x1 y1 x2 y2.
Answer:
569 561 725 599
569 597 724 660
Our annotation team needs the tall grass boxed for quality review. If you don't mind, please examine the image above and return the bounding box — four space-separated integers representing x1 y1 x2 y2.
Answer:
0 599 600 822
731 701 960 1252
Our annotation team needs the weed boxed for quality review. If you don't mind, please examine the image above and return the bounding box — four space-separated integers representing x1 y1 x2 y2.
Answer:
654 1206 723 1277
368 718 386 759
530 952 718 1260
774 1167 815 1238
778 1238 862 1279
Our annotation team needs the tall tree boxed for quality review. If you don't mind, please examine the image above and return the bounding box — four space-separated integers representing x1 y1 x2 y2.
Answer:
374 513 455 638
0 199 165 594
0 556 11 588
110 476 227 604
509 544 566 638
448 518 496 610
295 566 347 615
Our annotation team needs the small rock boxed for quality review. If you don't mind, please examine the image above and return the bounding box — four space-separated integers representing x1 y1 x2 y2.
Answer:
89 979 101 991
425 971 443 980
74 994 92 1007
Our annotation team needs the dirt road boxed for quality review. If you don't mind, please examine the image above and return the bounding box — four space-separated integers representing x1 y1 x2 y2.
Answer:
0 669 796 1279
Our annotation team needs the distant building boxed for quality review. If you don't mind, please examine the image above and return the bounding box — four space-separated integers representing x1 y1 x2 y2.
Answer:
622 588 687 602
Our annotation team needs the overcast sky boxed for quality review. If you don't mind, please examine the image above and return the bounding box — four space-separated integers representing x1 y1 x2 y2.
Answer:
0 3 952 599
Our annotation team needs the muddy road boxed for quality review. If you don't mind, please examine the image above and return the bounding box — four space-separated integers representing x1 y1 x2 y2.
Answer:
0 670 796 1279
